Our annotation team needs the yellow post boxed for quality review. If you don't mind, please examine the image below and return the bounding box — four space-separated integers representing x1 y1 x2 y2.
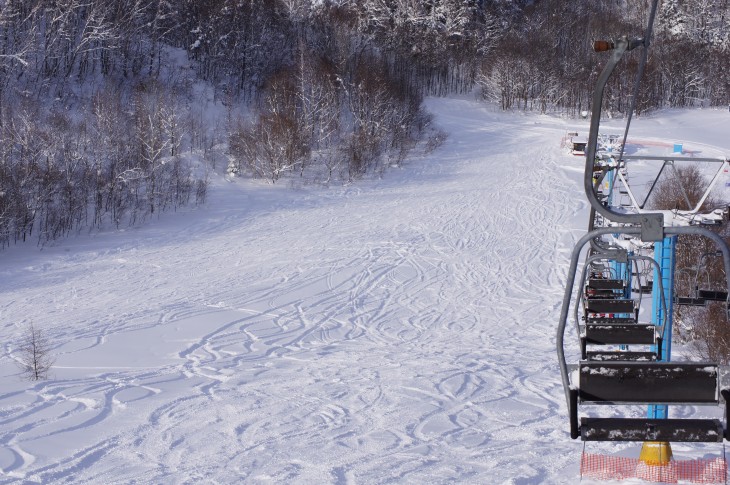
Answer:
639 441 673 465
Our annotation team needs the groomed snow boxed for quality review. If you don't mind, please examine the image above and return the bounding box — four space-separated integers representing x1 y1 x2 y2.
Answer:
1 98 729 484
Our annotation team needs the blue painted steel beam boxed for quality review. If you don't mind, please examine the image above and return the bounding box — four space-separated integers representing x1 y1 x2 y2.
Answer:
648 236 676 419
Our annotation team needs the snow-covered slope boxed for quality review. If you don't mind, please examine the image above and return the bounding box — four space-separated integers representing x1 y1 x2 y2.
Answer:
1 98 729 484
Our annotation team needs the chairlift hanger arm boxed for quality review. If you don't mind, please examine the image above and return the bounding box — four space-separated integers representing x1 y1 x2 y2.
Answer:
584 37 664 241
639 160 670 209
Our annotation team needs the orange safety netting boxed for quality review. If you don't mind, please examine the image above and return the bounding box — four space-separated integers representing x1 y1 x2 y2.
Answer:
580 452 727 484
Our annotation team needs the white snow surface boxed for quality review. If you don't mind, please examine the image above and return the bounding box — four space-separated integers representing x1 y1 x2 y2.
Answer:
1 98 729 484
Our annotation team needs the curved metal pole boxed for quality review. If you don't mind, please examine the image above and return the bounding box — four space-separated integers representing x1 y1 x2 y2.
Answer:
583 37 664 241
693 251 724 291
587 206 629 255
557 227 638 406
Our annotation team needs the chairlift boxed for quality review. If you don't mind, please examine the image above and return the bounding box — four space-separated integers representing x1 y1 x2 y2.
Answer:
602 154 730 227
578 252 663 363
557 10 730 445
572 139 588 156
672 266 707 306
562 131 589 156
557 226 730 443
570 362 728 442
631 259 653 294
674 251 728 306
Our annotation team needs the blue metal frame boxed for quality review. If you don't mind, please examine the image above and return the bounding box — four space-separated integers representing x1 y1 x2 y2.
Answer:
648 236 676 419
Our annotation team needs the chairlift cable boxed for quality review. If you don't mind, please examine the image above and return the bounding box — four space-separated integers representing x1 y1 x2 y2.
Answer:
617 0 661 166
608 0 661 200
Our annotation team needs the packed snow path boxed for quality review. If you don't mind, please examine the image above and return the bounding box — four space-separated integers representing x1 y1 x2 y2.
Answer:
2 99 729 484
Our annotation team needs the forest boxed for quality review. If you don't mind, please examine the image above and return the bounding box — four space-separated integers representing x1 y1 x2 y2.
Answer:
0 0 728 248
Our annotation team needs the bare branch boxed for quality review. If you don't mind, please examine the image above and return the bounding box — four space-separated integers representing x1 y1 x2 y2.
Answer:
17 322 55 381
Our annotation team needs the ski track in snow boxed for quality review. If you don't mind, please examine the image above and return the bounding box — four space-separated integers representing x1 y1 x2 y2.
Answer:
0 99 727 484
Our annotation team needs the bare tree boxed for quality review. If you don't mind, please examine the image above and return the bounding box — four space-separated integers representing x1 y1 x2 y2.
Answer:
650 165 730 363
17 322 55 381
649 165 715 212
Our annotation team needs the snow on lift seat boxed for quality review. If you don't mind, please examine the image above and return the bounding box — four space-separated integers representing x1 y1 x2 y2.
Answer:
580 320 661 363
584 297 636 320
570 362 730 442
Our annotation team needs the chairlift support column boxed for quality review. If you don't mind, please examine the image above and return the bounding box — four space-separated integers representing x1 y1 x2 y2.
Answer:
610 251 632 351
649 236 676 420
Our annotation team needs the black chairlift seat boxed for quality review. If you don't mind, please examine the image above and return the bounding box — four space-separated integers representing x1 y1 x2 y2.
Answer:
631 282 654 294
674 296 707 307
584 298 638 325
581 324 661 360
585 279 625 300
578 362 717 403
587 278 625 291
587 290 624 299
698 289 729 302
585 298 636 313
585 298 636 315
570 362 729 442
583 323 658 345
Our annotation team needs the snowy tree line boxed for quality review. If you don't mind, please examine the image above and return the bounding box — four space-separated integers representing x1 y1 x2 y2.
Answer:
0 84 207 248
480 0 730 115
0 0 213 247
0 0 728 247
179 0 497 182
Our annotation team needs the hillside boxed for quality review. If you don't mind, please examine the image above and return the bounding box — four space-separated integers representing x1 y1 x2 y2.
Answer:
1 98 730 483
2 1 729 252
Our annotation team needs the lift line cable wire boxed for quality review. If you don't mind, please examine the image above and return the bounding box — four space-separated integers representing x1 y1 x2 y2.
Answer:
617 0 661 166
